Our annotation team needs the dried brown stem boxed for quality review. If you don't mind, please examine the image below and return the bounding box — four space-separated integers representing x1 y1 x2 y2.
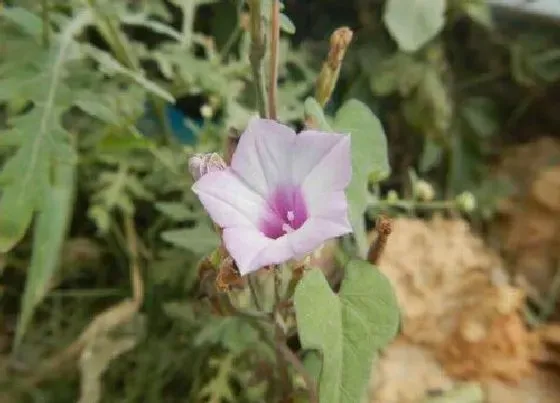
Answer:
268 0 280 120
367 215 392 265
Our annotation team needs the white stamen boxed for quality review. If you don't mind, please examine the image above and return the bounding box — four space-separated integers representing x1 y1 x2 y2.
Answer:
282 223 294 234
287 210 295 222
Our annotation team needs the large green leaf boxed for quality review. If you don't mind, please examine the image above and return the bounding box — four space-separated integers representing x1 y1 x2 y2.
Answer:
0 10 90 252
13 154 76 350
303 97 332 131
294 260 400 403
1 6 44 39
333 100 389 256
383 0 446 53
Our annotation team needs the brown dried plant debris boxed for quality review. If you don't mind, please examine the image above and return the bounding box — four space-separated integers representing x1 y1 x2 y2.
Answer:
374 216 504 346
491 137 560 296
369 339 455 403
485 369 560 403
532 323 560 369
437 286 535 383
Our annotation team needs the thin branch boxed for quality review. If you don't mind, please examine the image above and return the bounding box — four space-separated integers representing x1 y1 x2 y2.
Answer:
248 274 263 311
277 344 319 403
41 0 50 47
267 0 280 120
242 312 318 403
273 268 291 399
248 0 268 118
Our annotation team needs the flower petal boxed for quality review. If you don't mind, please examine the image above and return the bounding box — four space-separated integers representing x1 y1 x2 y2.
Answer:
287 215 352 258
192 169 266 229
293 130 351 195
304 190 350 227
223 227 293 275
231 117 297 196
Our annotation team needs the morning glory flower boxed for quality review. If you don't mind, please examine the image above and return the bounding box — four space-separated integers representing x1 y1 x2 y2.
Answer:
192 118 352 275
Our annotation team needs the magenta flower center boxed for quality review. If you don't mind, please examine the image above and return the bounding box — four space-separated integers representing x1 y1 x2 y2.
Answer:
260 184 308 239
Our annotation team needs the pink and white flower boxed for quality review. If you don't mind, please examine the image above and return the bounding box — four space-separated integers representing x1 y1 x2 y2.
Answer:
192 118 352 275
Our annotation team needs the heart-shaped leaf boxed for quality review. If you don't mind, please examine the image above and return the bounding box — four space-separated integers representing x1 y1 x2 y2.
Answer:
334 100 389 256
294 260 400 403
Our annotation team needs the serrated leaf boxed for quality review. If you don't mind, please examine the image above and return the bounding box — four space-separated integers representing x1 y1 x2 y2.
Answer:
384 0 446 52
155 202 197 221
13 155 76 350
333 100 389 256
161 224 219 255
0 10 90 251
0 182 35 252
279 13 295 34
1 6 44 39
97 132 154 153
121 14 182 42
75 99 120 124
294 261 400 403
84 46 174 103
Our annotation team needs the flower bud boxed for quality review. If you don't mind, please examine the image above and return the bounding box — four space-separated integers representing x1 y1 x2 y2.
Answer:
315 27 353 107
200 104 213 119
414 180 435 202
386 190 399 203
188 153 226 181
456 191 476 212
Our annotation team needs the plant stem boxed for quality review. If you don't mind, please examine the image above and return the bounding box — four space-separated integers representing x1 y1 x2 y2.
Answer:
277 344 319 403
267 0 280 120
248 274 263 311
41 0 50 47
180 0 196 50
374 199 457 211
243 314 318 403
273 267 291 400
248 0 268 118
220 26 242 62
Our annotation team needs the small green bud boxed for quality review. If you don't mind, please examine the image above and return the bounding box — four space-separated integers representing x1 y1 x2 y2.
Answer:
414 180 435 202
200 104 213 119
386 190 399 203
456 191 476 212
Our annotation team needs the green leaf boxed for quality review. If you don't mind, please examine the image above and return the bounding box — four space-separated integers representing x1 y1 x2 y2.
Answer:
369 53 425 96
279 13 296 35
384 0 446 52
121 14 183 42
154 202 197 221
294 261 400 403
0 182 35 252
462 0 493 28
97 132 155 153
1 6 44 39
13 156 76 350
74 99 120 125
84 45 174 103
161 224 219 255
0 10 89 252
304 97 332 131
419 138 443 173
333 100 389 256
460 97 499 139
